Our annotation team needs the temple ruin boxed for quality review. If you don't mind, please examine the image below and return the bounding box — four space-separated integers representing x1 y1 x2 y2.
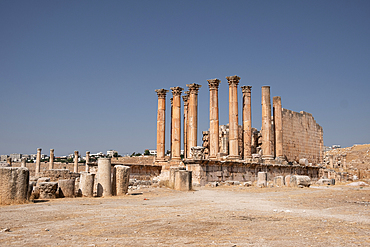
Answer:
155 75 324 186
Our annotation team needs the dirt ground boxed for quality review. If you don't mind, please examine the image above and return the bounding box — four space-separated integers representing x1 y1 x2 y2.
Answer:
0 185 369 247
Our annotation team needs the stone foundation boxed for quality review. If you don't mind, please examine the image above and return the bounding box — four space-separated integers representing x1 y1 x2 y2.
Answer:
185 160 320 186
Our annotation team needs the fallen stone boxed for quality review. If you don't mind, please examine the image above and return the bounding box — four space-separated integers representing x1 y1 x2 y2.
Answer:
38 182 58 199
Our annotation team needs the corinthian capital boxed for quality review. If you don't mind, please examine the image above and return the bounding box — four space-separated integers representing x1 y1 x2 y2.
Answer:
226 75 240 86
241 85 252 94
170 86 184 96
207 79 221 90
186 83 202 95
155 89 169 99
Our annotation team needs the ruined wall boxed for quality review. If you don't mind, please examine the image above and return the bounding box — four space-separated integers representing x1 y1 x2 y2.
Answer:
281 109 323 164
185 160 320 186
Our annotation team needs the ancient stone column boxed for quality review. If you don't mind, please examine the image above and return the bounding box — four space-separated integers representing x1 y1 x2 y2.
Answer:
207 79 221 160
21 157 26 168
273 96 283 159
170 97 173 159
182 92 189 159
97 158 112 197
170 87 183 160
79 172 95 197
227 75 240 160
155 89 169 161
74 151 79 173
49 149 54 170
112 165 130 196
35 148 42 175
241 86 252 160
186 83 201 158
85 151 90 172
0 167 29 205
329 155 334 169
261 86 273 160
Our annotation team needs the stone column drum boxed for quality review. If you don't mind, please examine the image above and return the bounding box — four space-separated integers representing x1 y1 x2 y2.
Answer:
112 165 130 196
186 83 201 158
155 89 169 161
49 149 54 170
208 79 221 160
170 97 173 159
170 87 183 160
74 151 79 173
97 158 112 197
35 148 42 175
85 151 90 172
21 157 27 168
182 92 189 159
0 167 29 205
241 86 252 160
273 96 283 159
261 86 273 160
227 75 240 160
80 172 95 197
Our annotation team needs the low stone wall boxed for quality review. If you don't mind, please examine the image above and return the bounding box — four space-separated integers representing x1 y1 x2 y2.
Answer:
38 169 80 182
185 160 320 186
107 163 161 180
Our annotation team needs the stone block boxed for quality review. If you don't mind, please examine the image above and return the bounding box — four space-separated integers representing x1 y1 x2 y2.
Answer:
112 165 131 196
174 170 192 191
274 176 285 187
257 172 267 187
289 175 311 187
39 182 58 199
285 175 291 187
0 167 29 205
316 178 335 186
299 159 309 166
58 179 75 198
36 177 50 186
169 166 185 189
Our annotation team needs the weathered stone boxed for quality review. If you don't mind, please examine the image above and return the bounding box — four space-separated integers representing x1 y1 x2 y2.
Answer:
285 175 291 187
289 175 311 187
174 170 192 191
186 83 201 158
79 172 95 197
208 79 221 159
58 179 75 198
316 178 334 186
169 166 185 189
257 172 267 187
299 158 309 166
38 182 58 199
0 167 29 205
274 176 285 187
36 177 50 186
97 158 112 197
227 75 240 160
112 165 131 196
155 89 168 162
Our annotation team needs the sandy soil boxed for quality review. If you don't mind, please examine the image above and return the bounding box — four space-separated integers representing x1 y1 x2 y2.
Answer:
0 185 369 246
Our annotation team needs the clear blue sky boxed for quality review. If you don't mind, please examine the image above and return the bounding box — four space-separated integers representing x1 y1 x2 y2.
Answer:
1 0 369 156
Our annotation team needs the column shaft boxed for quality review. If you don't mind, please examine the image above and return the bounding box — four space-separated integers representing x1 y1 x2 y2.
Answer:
186 83 201 158
261 86 273 160
242 86 252 160
170 87 183 160
182 92 189 159
227 76 240 160
49 149 54 170
155 89 168 161
208 79 220 159
74 151 79 173
85 151 90 172
35 148 41 175
273 96 283 158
